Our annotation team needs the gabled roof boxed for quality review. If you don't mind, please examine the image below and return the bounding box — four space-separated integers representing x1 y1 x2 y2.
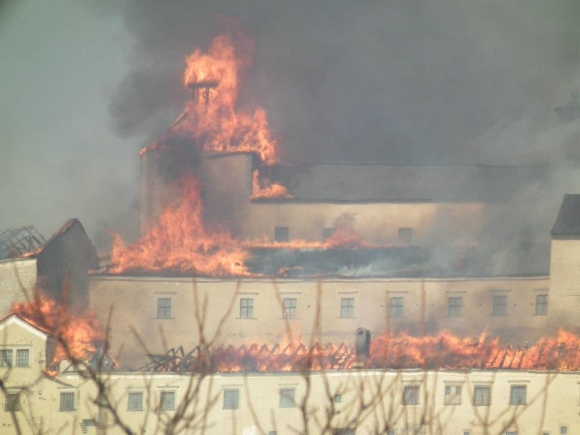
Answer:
551 194 580 238
0 313 50 339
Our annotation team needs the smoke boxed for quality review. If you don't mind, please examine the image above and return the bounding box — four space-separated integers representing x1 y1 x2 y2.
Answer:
110 0 579 161
104 0 580 253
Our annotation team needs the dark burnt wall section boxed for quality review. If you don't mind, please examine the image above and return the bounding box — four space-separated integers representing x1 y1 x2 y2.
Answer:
36 219 98 310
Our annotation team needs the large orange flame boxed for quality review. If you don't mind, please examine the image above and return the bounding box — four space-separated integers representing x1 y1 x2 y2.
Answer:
110 174 251 276
11 293 105 364
145 32 279 166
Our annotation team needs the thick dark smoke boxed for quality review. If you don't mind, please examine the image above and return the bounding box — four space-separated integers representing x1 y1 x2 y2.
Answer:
110 0 579 164
107 0 580 254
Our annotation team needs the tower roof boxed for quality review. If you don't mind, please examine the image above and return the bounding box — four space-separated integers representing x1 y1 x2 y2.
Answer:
551 194 580 238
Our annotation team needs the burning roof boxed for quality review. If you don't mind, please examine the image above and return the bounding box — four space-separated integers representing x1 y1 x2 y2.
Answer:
140 329 580 374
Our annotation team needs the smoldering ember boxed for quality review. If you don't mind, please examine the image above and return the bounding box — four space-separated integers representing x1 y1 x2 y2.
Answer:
2 20 580 435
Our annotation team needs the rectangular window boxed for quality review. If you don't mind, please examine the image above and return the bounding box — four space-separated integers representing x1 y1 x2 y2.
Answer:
157 298 172 319
403 386 419 405
561 427 568 435
448 297 463 317
398 228 413 244
240 298 254 319
59 392 75 411
444 385 461 405
334 394 342 403
223 389 240 409
16 349 29 367
506 432 518 435
390 297 404 318
279 388 295 408
4 392 20 412
275 227 289 242
160 391 175 411
473 386 491 406
492 295 507 316
0 350 13 367
323 227 336 240
127 392 143 411
333 430 355 435
510 385 527 405
282 298 297 319
340 298 355 318
536 295 548 315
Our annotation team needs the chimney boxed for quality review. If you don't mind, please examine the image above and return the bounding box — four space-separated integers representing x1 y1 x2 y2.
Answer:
354 328 371 368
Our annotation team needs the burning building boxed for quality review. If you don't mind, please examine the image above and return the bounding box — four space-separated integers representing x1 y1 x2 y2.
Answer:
85 32 578 368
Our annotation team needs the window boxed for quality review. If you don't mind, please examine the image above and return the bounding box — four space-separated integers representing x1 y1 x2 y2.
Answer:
561 427 568 435
403 386 419 405
340 298 355 318
510 385 527 405
157 298 172 319
160 391 175 411
268 432 278 435
333 430 355 435
473 386 491 406
506 432 518 435
390 297 404 318
323 227 336 240
127 392 143 411
59 392 75 411
4 391 20 412
240 298 254 319
492 295 507 316
448 297 463 317
275 227 289 242
282 298 297 319
223 389 240 409
444 385 461 405
0 350 13 367
16 349 29 367
536 294 548 315
398 228 413 244
333 394 342 403
279 388 295 408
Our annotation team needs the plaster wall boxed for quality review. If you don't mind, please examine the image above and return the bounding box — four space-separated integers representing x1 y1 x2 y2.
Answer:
90 276 550 368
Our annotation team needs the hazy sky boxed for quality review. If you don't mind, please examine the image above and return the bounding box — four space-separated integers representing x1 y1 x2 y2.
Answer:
1 0 579 252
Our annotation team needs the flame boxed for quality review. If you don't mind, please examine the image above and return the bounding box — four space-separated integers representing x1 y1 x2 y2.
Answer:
109 174 252 276
146 329 580 373
144 32 279 166
251 170 293 199
11 293 105 364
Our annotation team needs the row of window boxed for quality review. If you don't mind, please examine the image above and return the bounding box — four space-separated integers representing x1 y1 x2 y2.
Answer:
402 384 527 407
156 294 549 320
0 349 30 368
273 227 413 243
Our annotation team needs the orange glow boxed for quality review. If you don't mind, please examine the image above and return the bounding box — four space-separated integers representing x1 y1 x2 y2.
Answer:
251 170 293 200
109 174 251 276
11 293 105 364
142 33 279 166
148 329 580 373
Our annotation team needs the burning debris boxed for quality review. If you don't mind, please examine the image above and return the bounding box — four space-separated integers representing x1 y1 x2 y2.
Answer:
11 292 106 365
141 342 356 373
140 329 580 374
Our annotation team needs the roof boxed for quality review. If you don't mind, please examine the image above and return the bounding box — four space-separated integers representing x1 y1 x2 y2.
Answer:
284 164 563 203
138 329 580 373
0 226 45 260
0 313 50 338
551 194 580 238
